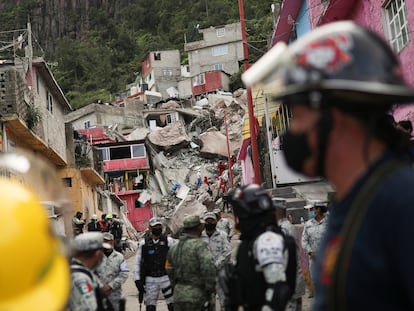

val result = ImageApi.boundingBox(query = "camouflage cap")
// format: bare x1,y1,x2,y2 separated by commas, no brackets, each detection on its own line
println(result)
183,215,204,229
72,232,111,252
103,232,114,241
149,217,162,227
203,212,217,220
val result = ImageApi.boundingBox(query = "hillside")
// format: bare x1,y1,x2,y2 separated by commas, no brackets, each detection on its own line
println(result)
0,0,277,108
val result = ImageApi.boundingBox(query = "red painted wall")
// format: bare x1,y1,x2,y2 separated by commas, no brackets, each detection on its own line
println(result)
141,52,152,77
103,158,149,171
307,0,414,128
118,193,152,232
192,71,224,96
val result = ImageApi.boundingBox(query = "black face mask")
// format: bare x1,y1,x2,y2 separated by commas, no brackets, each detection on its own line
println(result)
205,223,216,231
282,130,312,174
151,228,162,237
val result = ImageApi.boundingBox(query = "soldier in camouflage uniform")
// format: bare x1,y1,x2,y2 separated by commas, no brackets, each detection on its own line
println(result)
301,201,327,298
201,212,231,311
274,198,306,311
167,215,216,311
213,209,234,242
69,232,113,311
95,233,129,311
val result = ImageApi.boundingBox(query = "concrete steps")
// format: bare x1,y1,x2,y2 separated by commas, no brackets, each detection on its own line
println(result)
271,186,307,224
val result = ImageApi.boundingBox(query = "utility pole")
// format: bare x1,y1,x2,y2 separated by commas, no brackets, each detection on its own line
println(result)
238,0,262,185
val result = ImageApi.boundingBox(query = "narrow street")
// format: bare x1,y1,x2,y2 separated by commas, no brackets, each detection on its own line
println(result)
121,234,313,311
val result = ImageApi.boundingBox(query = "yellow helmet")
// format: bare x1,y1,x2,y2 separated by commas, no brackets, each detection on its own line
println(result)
0,178,70,310
0,151,70,310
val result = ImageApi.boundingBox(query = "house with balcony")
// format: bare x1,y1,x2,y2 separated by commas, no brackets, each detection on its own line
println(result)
77,127,152,231
272,0,414,125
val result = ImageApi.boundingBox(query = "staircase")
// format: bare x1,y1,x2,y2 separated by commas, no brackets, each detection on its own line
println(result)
271,186,308,224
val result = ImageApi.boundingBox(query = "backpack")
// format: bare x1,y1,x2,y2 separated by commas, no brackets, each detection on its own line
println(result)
70,265,115,311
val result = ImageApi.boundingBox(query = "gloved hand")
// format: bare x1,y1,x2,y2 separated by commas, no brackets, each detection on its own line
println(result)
134,280,145,293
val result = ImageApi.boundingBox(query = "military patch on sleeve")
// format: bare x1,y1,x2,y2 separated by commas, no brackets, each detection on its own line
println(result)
77,281,93,294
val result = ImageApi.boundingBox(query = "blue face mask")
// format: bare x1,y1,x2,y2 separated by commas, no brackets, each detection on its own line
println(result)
308,211,316,219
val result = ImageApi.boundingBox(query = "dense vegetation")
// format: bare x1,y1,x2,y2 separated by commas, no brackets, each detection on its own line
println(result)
0,0,277,108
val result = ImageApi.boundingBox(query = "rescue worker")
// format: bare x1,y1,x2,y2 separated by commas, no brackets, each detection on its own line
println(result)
201,212,232,311
167,215,216,311
134,217,175,311
69,232,113,311
225,184,296,311
0,151,70,310
301,201,327,298
95,233,129,311
88,214,101,232
73,211,85,236
274,198,306,311
99,214,109,233
107,214,123,252
214,208,234,242
242,21,414,310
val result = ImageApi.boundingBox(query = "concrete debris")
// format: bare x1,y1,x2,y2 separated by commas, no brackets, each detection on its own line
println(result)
199,128,231,158
160,100,181,109
118,92,247,234
147,121,191,152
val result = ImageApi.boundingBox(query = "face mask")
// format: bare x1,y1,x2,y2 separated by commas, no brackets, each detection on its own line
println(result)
282,130,312,174
205,223,216,231
151,228,162,237
308,211,316,219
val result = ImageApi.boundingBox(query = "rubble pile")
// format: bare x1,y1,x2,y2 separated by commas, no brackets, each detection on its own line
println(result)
145,92,247,235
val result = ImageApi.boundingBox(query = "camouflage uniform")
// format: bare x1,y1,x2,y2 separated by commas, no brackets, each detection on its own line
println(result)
69,258,102,311
216,217,234,241
95,249,129,311
167,232,216,311
279,218,306,311
301,217,327,287
201,229,231,311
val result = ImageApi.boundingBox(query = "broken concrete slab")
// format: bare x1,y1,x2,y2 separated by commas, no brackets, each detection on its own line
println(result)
147,121,191,152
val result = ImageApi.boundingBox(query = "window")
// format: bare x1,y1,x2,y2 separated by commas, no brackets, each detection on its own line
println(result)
47,91,53,114
213,64,224,71
99,144,146,160
36,74,40,95
84,121,91,129
154,52,161,60
216,27,225,37
132,144,146,158
212,45,228,56
162,69,173,76
62,177,72,187
192,73,205,86
166,113,177,124
110,146,131,160
383,0,409,52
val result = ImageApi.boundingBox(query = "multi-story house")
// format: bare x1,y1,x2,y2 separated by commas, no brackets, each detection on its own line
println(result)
139,49,182,100
184,22,244,97
77,127,152,232
0,55,105,236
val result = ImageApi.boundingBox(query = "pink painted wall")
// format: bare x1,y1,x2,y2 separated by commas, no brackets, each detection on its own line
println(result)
307,0,414,129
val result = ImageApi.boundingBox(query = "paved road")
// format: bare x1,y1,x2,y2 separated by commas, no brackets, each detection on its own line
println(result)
121,235,313,311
